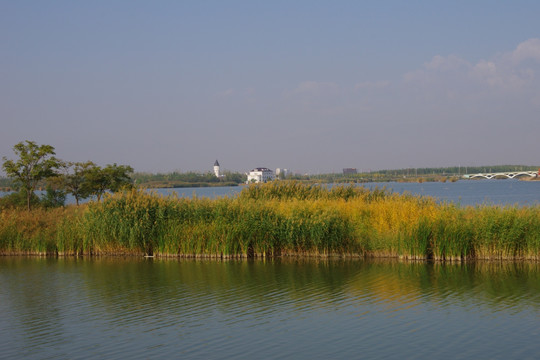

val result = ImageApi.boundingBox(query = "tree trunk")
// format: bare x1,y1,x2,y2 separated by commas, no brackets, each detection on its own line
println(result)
27,188,31,211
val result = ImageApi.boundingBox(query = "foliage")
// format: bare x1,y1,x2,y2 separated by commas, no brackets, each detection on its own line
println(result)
0,189,41,210
60,161,95,206
40,185,66,209
0,187,65,210
306,164,540,183
0,177,14,190
132,171,247,187
105,164,135,191
2,141,60,210
1,182,539,260
1,140,135,208
83,163,134,201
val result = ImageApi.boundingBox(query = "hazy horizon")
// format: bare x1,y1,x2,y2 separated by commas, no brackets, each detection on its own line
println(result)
2,1,540,175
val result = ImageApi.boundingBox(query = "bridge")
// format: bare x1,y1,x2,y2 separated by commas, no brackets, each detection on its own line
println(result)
462,171,538,180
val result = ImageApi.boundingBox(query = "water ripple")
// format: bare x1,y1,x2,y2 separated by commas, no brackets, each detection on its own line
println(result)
1,258,540,359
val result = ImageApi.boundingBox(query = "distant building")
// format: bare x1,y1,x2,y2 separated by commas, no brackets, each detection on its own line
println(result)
275,168,289,179
343,168,357,175
214,160,220,177
247,167,275,183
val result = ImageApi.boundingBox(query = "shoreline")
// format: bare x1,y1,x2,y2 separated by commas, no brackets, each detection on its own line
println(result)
1,252,539,262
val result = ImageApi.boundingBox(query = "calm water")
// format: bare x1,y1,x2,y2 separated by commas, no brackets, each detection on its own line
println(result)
1,257,539,359
1,179,539,206
149,179,540,206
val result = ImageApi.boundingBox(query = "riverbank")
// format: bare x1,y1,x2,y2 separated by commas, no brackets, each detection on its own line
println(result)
1,182,539,260
139,181,241,188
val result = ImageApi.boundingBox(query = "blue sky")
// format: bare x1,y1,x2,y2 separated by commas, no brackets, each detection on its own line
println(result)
2,1,540,174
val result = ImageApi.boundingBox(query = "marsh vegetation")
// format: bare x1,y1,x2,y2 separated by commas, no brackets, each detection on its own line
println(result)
1,182,539,260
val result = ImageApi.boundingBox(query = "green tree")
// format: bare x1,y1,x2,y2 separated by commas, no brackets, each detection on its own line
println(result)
62,161,96,206
2,141,60,210
105,163,134,192
40,185,66,208
84,163,134,201
0,189,40,210
84,165,107,202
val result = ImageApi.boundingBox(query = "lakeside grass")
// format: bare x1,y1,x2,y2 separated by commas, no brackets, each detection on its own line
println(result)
1,182,539,260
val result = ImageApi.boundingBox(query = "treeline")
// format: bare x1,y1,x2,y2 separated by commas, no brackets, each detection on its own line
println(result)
307,164,539,183
132,171,246,187
374,165,539,176
1,141,133,210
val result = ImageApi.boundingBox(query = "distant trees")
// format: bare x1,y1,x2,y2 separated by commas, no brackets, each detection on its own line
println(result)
1,141,134,209
221,171,246,184
131,170,247,186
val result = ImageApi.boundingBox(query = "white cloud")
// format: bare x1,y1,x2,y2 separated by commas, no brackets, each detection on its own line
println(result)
468,39,540,91
424,54,470,72
403,38,540,94
277,39,540,123
403,55,471,84
511,38,540,64
470,60,500,86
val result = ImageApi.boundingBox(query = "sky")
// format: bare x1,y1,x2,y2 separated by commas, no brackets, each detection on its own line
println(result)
1,1,540,174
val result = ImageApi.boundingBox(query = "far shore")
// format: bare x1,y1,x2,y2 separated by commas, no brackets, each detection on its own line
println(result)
3,176,539,194
138,181,242,189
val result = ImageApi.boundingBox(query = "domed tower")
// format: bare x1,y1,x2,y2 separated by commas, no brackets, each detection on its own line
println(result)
214,160,220,177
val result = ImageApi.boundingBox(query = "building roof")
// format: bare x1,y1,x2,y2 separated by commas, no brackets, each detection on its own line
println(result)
214,160,220,166
250,167,272,172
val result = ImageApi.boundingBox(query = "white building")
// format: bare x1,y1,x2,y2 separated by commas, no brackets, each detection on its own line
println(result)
214,160,220,177
247,167,275,183
275,168,289,179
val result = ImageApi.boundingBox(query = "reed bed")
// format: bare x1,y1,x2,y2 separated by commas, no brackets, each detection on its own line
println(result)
1,182,539,260
0,207,77,255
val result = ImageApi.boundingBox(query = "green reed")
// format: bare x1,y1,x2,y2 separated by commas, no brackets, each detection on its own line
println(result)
1,183,539,260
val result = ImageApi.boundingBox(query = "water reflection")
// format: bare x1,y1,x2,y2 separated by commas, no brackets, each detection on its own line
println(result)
1,258,539,359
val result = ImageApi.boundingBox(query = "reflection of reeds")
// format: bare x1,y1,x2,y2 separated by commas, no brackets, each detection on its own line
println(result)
1,183,539,260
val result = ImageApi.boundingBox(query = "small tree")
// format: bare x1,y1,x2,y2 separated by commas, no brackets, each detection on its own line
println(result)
84,163,134,201
2,141,60,210
40,185,66,208
105,163,134,192
84,165,108,202
62,161,96,206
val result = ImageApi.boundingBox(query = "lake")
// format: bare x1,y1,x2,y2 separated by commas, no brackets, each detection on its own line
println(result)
1,257,539,359
1,180,539,359
153,179,540,206
2,179,539,206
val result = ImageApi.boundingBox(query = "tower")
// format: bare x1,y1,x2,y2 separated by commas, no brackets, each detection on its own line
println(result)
214,160,220,177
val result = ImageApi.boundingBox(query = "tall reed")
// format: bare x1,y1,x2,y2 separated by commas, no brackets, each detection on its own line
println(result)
1,183,539,260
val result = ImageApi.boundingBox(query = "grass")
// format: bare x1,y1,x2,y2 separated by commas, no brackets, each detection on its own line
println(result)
1,182,539,260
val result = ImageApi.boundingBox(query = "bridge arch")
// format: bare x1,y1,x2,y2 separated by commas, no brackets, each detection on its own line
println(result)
464,171,538,180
